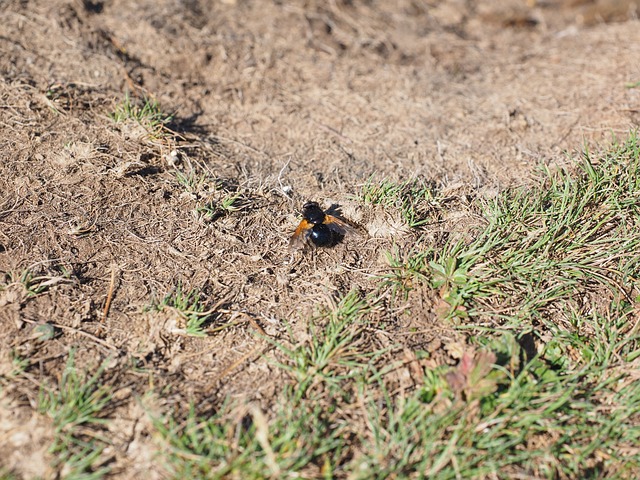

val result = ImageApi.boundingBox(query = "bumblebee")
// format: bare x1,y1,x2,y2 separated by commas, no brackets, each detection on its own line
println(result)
289,201,358,249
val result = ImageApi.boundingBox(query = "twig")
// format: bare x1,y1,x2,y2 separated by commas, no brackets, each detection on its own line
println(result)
21,318,118,351
102,263,118,321
237,311,267,336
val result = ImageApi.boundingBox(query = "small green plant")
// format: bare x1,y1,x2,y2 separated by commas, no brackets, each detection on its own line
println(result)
195,193,242,221
360,176,440,228
219,193,241,213
6,350,29,378
382,247,432,298
153,283,214,336
175,167,210,195
38,351,112,479
270,290,376,401
13,269,49,296
360,177,405,207
429,250,480,317
111,93,173,139
2,266,73,297
172,160,246,221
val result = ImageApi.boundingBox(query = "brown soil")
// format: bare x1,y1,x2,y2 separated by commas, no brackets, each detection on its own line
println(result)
1,0,639,477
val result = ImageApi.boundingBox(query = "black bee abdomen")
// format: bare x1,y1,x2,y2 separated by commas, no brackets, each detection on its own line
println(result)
309,223,333,247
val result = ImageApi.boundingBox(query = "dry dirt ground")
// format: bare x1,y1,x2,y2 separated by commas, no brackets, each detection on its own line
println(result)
1,0,640,478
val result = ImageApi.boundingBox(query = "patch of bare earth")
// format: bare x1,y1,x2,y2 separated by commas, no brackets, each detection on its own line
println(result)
1,0,639,476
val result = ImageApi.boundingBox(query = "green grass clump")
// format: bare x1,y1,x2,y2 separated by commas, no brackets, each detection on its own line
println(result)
171,159,246,222
271,290,378,399
150,283,215,337
155,290,375,478
154,287,640,478
429,134,640,328
38,351,113,479
382,247,433,299
156,393,346,479
111,92,173,139
195,192,242,222
174,167,211,195
2,265,73,298
360,176,442,228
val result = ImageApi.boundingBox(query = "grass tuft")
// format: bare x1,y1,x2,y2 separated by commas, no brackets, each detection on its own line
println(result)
2,265,73,297
111,92,174,139
150,283,217,336
350,331,640,479
427,134,640,331
37,351,113,479
360,176,442,228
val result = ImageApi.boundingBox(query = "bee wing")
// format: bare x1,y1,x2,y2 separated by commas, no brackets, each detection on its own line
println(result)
324,214,361,237
289,219,313,250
